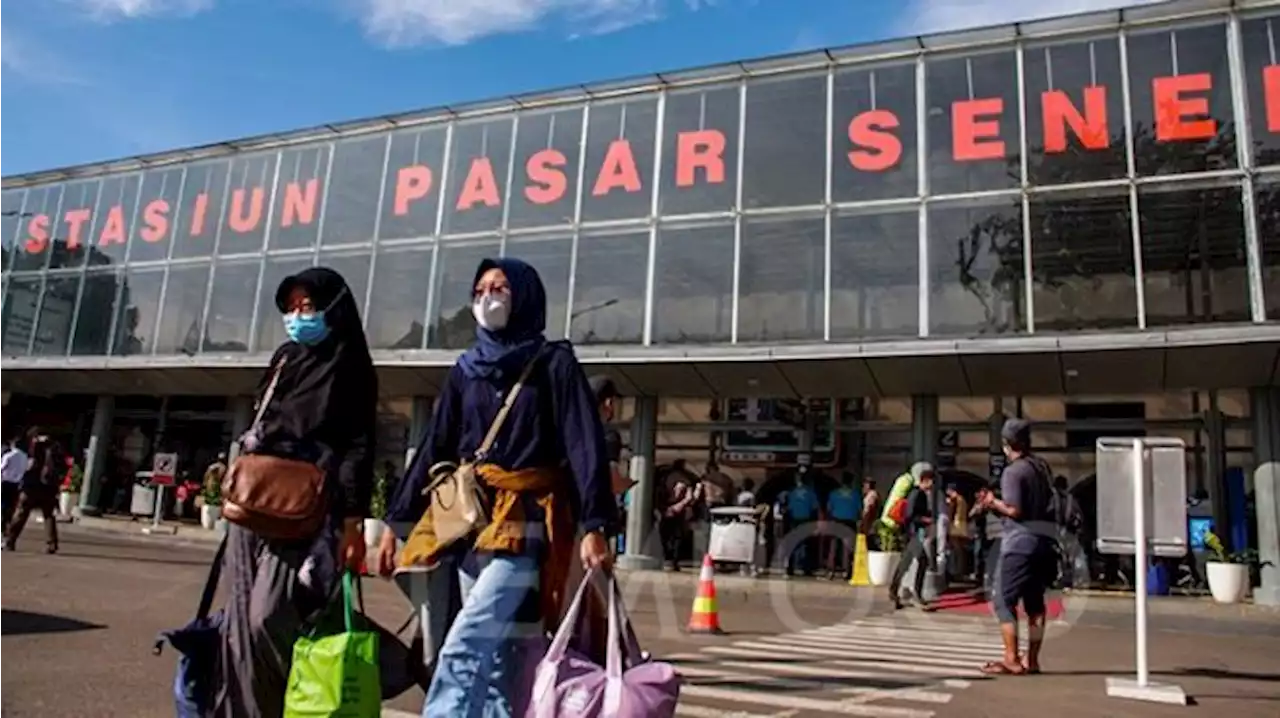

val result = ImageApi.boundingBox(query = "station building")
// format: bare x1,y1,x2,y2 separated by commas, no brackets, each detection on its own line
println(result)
2,0,1278,601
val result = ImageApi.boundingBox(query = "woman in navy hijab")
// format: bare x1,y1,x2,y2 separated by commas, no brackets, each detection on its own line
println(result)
380,257,617,716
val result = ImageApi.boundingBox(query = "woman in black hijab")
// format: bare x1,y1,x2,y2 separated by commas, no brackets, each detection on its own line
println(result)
216,266,377,718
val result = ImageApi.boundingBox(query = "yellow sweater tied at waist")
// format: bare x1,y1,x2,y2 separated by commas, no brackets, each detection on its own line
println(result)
399,463,577,628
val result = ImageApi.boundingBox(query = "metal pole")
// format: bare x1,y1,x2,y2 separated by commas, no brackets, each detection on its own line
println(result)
1131,437,1149,688
151,485,165,531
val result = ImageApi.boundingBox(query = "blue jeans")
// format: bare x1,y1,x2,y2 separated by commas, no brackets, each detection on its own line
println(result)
423,552,539,718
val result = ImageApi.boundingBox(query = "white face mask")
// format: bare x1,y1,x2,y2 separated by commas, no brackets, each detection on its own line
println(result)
472,293,511,331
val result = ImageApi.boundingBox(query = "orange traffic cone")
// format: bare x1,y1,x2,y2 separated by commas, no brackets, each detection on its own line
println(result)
687,553,724,634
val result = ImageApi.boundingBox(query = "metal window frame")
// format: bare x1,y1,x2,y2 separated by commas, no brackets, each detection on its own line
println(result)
1227,12,1268,322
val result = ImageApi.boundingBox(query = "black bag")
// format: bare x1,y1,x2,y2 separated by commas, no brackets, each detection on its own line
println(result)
153,536,227,718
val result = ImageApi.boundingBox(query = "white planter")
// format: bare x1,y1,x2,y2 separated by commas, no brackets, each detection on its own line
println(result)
867,551,901,587
58,491,76,519
1206,561,1250,604
200,504,222,531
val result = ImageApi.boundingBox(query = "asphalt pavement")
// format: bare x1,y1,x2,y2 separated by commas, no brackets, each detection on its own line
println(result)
3,524,1278,717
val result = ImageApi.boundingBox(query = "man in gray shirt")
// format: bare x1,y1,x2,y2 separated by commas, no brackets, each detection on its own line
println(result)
976,418,1056,676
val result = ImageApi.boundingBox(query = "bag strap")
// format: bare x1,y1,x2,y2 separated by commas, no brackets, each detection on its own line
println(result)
250,358,287,428
473,347,546,462
197,535,229,620
342,572,365,634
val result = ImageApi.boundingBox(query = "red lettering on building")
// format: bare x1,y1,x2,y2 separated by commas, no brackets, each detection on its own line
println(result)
1264,65,1280,133
456,158,500,210
953,98,1005,161
675,130,725,187
1153,73,1216,142
24,215,49,254
593,140,642,196
140,200,170,243
98,205,127,247
190,193,209,236
847,110,903,171
1042,87,1109,152
63,208,91,250
525,150,567,204
394,165,433,216
228,188,265,233
281,179,319,227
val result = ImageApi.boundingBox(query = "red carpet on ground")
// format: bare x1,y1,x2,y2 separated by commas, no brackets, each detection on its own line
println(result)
927,590,1067,619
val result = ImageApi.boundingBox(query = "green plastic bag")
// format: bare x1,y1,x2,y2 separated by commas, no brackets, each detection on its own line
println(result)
284,572,381,718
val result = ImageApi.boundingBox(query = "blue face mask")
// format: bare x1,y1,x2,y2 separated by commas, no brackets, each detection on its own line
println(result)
282,288,345,345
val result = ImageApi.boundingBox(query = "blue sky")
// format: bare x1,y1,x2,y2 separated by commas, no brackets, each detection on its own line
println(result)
1,0,1155,176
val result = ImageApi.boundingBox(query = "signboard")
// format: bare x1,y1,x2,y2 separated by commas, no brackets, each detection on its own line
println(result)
151,452,178,487
723,399,836,452
1095,438,1188,558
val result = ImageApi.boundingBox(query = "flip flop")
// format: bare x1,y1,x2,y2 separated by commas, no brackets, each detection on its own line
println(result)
981,661,1026,676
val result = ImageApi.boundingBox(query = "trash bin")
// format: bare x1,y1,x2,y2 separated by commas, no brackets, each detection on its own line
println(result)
130,484,157,517
708,507,759,565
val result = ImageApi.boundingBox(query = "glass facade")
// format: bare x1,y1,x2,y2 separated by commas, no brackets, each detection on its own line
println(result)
4,8,1280,358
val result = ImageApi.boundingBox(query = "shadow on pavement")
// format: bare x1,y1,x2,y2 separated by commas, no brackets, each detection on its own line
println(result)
52,550,213,568
1,609,106,636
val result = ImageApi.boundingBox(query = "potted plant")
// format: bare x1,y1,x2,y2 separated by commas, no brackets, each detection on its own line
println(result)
867,520,904,587
59,465,83,519
1204,532,1254,604
199,479,222,531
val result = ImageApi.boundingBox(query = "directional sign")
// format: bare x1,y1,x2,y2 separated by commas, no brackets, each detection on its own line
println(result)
152,452,179,486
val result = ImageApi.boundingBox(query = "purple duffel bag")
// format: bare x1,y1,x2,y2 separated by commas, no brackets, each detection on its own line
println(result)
527,570,680,717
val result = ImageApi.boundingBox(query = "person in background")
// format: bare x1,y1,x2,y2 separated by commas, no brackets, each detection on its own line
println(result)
202,452,228,504
971,484,1002,596
658,466,699,571
588,375,633,553
785,466,820,578
947,484,971,581
887,462,935,609
736,478,757,508
825,472,862,580
5,430,65,554
1051,475,1083,589
860,477,881,550
977,418,1056,676
1,431,31,532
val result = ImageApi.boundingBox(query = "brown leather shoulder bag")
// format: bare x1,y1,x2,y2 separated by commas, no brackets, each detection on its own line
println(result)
221,359,329,540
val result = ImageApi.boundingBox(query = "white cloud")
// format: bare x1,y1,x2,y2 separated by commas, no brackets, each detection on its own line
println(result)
898,0,1165,35
69,0,214,21
1,29,88,86
347,0,667,47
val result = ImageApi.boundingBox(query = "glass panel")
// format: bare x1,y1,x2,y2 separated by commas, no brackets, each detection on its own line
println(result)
2,275,42,354
1030,190,1138,332
504,234,572,340
928,198,1025,335
130,167,185,263
1139,185,1250,326
112,268,165,356
52,179,103,270
738,214,825,343
324,136,388,246
1024,36,1128,185
317,251,372,317
172,160,229,259
926,51,1021,194
1241,15,1280,167
443,118,514,235
11,184,63,272
89,175,138,269
660,86,740,215
31,274,78,356
830,208,919,339
1,189,25,272
204,259,261,353
380,128,448,241
652,222,733,344
154,263,210,355
429,241,500,349
271,144,331,251
218,154,278,256
570,231,647,345
1259,182,1280,319
366,244,431,350
582,98,658,222
509,108,583,229
833,63,918,202
1127,23,1236,176
254,256,314,353
742,74,826,208
72,270,120,355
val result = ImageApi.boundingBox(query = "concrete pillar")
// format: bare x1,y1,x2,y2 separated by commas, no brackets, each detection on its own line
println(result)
619,395,661,571
1250,388,1280,606
911,394,945,601
404,396,432,470
77,395,115,514
226,396,253,463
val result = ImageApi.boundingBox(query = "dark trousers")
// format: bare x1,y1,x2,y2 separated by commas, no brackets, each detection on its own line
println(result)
889,533,928,601
785,518,817,576
659,517,684,569
1,482,20,531
6,488,58,551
